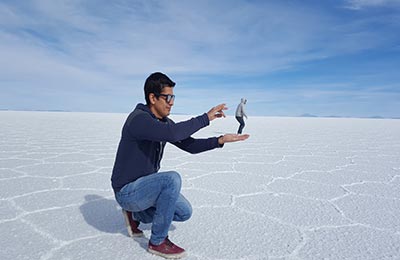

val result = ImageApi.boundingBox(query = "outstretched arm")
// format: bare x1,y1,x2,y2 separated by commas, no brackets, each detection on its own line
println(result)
173,134,250,153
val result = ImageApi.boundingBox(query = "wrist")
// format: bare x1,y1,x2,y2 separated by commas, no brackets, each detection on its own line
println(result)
218,135,224,146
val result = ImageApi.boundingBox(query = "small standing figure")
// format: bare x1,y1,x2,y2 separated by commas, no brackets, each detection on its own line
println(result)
235,98,248,134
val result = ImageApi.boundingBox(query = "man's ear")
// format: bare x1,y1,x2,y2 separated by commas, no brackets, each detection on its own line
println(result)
149,93,157,105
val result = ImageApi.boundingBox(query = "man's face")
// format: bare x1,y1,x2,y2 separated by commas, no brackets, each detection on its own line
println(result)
149,86,175,119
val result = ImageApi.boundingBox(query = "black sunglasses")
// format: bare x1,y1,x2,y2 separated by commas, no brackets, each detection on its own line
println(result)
154,93,175,103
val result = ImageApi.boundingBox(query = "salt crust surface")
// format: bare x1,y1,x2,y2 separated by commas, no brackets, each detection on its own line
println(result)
1,111,399,259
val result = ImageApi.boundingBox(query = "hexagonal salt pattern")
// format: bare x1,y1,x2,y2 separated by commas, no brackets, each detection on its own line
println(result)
1,111,399,259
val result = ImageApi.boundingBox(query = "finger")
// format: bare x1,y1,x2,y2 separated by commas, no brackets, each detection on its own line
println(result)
238,134,250,140
214,103,227,112
230,134,249,141
218,110,226,117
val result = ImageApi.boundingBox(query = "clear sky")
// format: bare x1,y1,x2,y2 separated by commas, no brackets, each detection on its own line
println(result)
1,0,399,118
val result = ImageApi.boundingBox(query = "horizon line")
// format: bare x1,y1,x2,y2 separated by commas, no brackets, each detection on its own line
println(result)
1,108,399,120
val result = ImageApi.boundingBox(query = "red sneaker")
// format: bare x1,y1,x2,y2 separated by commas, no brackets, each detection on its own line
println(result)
122,209,143,237
148,237,186,259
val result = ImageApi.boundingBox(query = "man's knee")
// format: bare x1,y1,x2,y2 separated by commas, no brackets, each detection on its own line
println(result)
162,171,182,192
176,201,192,222
167,171,181,184
181,205,192,221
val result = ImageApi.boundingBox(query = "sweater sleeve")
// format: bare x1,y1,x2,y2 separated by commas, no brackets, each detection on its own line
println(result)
127,113,210,142
172,136,222,154
242,105,247,117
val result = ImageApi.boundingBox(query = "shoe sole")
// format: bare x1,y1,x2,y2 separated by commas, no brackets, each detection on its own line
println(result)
127,229,144,238
147,248,187,259
122,209,144,237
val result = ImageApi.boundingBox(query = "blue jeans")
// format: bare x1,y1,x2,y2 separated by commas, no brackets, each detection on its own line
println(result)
114,171,192,245
236,116,245,134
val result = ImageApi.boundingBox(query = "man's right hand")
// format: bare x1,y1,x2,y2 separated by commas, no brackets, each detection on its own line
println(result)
207,104,228,121
218,134,250,145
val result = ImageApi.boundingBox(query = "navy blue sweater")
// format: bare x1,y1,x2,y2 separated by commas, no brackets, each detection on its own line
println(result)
111,104,222,192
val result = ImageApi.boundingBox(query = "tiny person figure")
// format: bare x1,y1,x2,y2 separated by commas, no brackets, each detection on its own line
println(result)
235,98,248,134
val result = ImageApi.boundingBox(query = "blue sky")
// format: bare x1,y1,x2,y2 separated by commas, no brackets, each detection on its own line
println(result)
1,0,399,118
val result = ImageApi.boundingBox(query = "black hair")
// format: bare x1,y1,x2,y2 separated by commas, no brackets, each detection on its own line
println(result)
144,72,176,105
